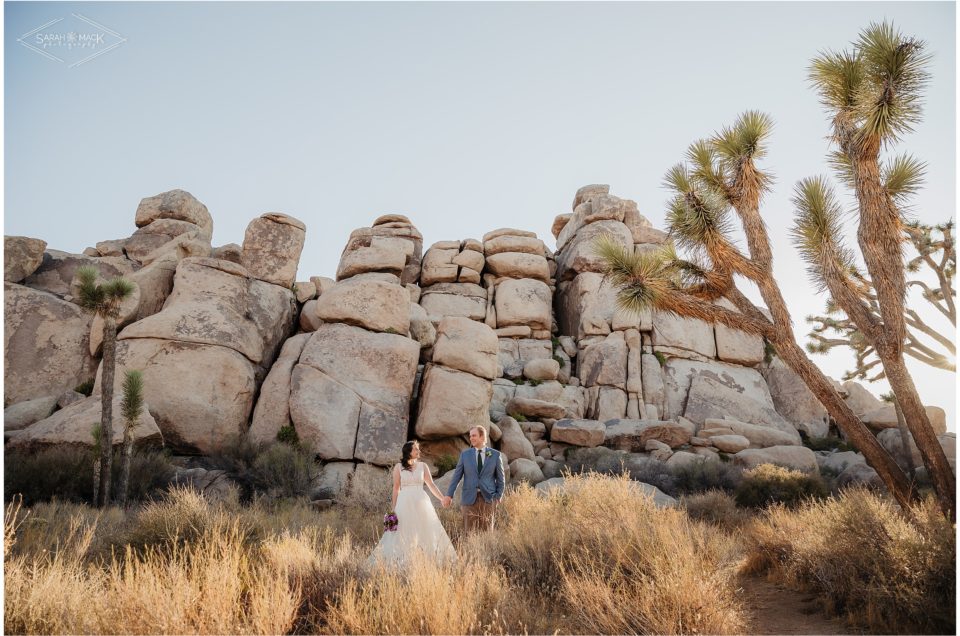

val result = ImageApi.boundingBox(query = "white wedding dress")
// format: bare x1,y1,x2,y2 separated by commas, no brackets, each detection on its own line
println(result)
367,462,457,566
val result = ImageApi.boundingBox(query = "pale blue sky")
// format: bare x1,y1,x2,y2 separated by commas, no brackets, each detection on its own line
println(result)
5,2,956,428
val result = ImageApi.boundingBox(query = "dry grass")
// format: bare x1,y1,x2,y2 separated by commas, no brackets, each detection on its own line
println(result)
7,474,947,635
744,487,955,634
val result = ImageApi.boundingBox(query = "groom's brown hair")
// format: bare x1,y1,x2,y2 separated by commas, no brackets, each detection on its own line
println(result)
470,425,488,444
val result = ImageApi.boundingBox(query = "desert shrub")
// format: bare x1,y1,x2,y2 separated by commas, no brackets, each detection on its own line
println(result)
682,490,750,527
509,412,528,422
745,489,955,633
734,464,828,509
803,436,856,453
434,453,458,476
276,424,300,446
5,446,174,506
486,474,746,634
670,458,744,494
206,438,318,500
74,379,95,396
250,442,318,499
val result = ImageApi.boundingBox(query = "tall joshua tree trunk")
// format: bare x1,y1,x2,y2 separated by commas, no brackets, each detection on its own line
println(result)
97,317,117,508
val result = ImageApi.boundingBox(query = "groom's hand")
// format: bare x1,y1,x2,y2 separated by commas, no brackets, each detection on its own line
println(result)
441,496,452,508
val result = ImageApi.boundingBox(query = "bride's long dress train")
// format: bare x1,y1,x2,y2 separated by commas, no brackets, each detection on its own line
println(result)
368,462,457,566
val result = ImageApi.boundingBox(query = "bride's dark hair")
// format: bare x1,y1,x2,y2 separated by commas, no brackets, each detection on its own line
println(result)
400,440,418,471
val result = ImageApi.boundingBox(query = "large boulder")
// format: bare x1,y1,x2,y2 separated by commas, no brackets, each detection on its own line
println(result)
135,189,213,239
603,419,692,450
703,417,801,447
415,364,493,439
555,220,632,281
733,446,819,474
290,364,362,461
299,322,420,417
432,316,498,379
509,458,545,485
4,396,59,432
506,396,567,420
240,213,306,288
554,272,620,339
494,279,552,330
118,257,296,367
94,338,255,454
663,359,793,434
419,283,487,322
761,357,830,439
713,298,764,365
7,394,162,450
578,331,627,388
860,405,947,434
5,282,96,406
314,278,410,335
652,310,716,361
248,333,312,445
497,416,537,461
336,243,407,281
124,219,207,263
4,236,47,283
842,380,885,416
485,252,550,282
551,419,605,447
22,250,137,298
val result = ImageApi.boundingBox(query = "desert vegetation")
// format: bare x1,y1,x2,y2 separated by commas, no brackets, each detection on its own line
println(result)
4,465,953,635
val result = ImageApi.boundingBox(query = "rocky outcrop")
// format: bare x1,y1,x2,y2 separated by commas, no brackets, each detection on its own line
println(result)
7,394,162,450
241,213,306,288
5,282,97,405
4,236,47,283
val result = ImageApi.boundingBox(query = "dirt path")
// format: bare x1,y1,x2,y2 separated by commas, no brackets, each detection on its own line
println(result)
737,573,852,635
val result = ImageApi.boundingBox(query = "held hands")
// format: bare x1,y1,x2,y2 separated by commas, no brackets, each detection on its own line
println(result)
441,495,452,508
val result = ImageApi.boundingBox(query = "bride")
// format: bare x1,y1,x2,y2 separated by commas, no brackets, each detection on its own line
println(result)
367,440,457,565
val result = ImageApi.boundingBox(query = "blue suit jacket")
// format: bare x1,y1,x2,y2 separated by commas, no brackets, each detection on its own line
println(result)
446,446,505,505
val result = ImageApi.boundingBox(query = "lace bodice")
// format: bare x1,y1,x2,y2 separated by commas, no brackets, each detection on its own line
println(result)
398,462,426,488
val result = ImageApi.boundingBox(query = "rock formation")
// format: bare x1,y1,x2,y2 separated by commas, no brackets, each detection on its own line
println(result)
4,184,954,501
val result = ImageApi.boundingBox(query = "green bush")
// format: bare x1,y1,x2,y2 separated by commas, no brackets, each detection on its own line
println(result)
251,443,317,498
508,412,528,422
682,490,749,527
734,464,828,509
803,436,856,453
74,380,95,396
276,424,300,446
671,459,744,495
4,446,175,506
434,454,458,476
206,438,317,500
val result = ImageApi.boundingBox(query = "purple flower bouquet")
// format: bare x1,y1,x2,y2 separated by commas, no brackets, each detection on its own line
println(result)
383,511,398,532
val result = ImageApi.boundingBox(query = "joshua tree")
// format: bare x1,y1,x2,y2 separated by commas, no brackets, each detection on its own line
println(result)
75,265,136,507
796,21,954,519
806,219,955,377
596,110,916,514
116,370,144,508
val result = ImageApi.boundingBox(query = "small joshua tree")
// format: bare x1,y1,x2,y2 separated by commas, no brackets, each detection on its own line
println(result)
116,369,144,508
75,265,136,507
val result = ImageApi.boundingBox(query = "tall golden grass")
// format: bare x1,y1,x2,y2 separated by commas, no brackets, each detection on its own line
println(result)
5,474,951,634
744,487,956,634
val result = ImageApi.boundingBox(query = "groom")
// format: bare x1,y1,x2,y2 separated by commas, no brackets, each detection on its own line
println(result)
442,425,505,532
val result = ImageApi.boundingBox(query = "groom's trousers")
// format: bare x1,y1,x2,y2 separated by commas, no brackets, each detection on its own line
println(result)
462,495,496,532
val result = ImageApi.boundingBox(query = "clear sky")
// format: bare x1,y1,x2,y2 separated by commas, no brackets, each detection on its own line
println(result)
5,2,956,429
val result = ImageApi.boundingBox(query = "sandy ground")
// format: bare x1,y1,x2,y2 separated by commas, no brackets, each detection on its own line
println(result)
738,573,854,635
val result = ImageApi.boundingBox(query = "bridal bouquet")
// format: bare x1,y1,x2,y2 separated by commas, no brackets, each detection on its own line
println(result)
383,511,398,532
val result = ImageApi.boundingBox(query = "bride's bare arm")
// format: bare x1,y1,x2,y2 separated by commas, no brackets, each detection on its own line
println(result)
391,464,400,510
423,465,444,501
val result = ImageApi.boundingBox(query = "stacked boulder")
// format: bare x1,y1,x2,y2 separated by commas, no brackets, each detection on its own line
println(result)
251,216,422,497
419,239,488,325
